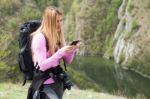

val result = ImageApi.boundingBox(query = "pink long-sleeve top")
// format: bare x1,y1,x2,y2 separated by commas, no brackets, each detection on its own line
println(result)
31,32,77,84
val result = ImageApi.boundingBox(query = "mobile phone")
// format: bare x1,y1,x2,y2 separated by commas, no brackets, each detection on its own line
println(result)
70,40,81,45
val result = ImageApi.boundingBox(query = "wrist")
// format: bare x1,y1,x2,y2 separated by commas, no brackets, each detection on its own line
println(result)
57,48,66,58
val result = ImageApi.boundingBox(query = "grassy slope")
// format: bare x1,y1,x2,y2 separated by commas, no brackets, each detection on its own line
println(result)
0,83,126,99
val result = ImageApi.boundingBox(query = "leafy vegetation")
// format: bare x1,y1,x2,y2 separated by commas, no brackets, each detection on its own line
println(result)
131,19,140,31
67,0,122,56
127,50,150,76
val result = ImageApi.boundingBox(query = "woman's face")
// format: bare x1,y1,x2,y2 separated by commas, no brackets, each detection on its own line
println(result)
56,15,62,33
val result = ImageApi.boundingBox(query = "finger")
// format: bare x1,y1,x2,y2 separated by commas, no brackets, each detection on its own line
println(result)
65,47,74,53
76,42,83,48
65,47,72,51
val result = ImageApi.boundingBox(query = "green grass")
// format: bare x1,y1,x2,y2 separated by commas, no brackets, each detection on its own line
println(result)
0,82,126,99
0,83,28,99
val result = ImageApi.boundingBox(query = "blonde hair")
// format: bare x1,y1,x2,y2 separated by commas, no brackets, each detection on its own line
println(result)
33,6,65,54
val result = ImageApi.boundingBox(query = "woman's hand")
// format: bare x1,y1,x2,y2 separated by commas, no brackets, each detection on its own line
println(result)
58,42,82,58
65,41,82,53
63,45,76,53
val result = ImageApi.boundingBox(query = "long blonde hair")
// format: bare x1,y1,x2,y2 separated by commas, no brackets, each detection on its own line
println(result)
33,6,65,54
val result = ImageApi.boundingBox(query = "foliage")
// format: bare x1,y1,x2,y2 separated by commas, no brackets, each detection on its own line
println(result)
0,0,21,16
100,0,122,56
126,0,134,13
34,0,59,11
20,5,41,20
59,0,75,15
64,0,81,41
69,0,122,56
131,19,140,31
103,35,114,58
101,0,121,34
127,50,150,76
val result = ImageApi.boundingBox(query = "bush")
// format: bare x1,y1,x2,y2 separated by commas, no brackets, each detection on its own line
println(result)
0,0,21,16
21,6,41,20
131,19,140,31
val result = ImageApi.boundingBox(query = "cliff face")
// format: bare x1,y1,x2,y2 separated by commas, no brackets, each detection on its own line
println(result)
113,0,150,76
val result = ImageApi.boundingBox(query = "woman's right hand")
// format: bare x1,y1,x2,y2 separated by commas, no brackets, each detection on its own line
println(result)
64,41,82,52
58,41,82,57
62,45,76,53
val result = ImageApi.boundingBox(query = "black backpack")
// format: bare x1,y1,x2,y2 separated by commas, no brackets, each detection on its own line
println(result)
18,20,41,85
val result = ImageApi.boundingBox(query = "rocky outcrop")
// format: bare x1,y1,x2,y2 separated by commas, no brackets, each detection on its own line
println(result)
113,0,150,76
113,0,139,64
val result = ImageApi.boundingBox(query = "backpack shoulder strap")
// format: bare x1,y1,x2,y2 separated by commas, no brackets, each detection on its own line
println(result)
42,33,49,51
63,59,67,71
42,33,67,71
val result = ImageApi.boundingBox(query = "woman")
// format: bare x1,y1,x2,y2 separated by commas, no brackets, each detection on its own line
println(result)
28,6,80,99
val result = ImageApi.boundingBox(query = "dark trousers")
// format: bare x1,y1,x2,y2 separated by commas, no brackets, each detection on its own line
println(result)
27,76,64,99
41,83,64,99
39,79,64,99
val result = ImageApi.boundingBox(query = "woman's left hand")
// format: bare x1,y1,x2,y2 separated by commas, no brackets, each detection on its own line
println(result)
66,41,82,52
